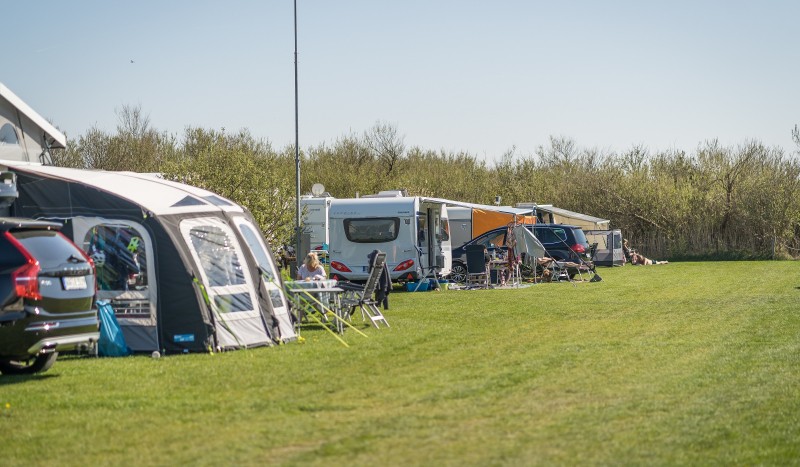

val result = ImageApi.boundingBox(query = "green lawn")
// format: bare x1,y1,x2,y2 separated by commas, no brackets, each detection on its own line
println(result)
2,262,799,466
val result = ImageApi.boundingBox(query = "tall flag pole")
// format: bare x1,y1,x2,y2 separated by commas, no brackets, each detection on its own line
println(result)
293,0,301,267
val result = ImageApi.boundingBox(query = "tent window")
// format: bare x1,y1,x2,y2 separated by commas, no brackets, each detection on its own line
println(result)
0,123,19,145
85,225,148,293
237,222,275,281
344,217,400,243
83,224,150,319
213,292,253,313
188,225,246,288
234,217,288,311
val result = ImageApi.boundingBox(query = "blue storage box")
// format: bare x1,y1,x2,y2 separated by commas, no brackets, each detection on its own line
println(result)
406,281,430,292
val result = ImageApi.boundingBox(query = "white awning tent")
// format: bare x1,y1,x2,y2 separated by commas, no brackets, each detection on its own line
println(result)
3,161,295,353
0,82,66,164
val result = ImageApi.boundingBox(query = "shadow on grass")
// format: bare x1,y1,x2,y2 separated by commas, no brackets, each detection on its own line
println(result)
0,373,59,386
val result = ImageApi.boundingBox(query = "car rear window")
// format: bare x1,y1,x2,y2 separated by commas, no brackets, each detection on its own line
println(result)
11,230,84,268
571,228,588,245
535,227,566,243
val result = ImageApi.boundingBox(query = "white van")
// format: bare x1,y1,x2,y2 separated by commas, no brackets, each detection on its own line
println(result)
328,196,451,282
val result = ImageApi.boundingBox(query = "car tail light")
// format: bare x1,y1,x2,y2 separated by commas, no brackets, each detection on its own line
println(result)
393,259,415,272
330,261,352,273
570,244,586,254
4,232,42,300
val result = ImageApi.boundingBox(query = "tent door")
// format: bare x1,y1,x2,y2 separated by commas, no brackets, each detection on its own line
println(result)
180,217,271,349
70,217,159,351
231,215,296,342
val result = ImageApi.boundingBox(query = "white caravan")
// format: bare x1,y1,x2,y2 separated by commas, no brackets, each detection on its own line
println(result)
328,195,451,282
299,195,334,251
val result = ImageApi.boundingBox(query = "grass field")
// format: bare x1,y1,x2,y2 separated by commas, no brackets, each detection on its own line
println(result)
2,262,799,466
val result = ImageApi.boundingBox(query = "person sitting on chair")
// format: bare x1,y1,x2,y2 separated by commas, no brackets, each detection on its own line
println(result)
297,252,327,281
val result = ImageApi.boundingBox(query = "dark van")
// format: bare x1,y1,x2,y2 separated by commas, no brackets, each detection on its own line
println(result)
449,223,591,282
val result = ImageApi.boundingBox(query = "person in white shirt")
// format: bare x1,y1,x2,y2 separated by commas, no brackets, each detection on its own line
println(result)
297,252,327,281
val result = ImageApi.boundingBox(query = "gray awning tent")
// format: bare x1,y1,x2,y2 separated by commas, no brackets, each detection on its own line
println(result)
517,203,610,231
2,161,295,353
585,229,624,266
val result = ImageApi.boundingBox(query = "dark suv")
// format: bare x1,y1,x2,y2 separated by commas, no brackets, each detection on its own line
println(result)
0,218,99,375
449,223,591,282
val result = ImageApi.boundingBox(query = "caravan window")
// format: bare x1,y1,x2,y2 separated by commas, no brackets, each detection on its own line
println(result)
0,123,19,145
440,220,450,242
343,217,400,243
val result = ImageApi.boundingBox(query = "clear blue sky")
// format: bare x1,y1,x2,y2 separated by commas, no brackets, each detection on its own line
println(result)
4,1,799,162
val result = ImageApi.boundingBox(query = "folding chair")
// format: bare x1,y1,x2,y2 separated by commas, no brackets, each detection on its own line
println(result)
465,244,489,288
339,252,390,328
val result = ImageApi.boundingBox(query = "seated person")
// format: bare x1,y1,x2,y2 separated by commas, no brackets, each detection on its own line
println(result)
297,252,327,281
623,239,668,265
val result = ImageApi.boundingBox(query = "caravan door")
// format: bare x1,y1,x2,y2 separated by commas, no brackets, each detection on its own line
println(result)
440,204,452,275
418,201,450,277
180,217,271,350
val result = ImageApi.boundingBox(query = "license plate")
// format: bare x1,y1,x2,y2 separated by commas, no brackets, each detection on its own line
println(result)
62,276,87,290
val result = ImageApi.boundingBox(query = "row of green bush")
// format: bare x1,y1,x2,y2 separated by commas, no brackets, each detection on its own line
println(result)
52,106,800,259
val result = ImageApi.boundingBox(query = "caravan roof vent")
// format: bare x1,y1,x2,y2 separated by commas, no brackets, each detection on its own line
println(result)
364,190,408,198
0,171,18,209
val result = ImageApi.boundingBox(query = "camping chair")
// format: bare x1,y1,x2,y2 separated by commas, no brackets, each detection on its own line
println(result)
339,252,390,328
536,257,563,282
465,244,489,289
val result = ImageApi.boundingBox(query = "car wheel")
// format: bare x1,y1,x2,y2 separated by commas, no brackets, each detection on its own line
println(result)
0,352,58,375
450,263,467,283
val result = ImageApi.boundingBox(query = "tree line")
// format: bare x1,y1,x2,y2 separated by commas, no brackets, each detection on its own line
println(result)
52,106,800,260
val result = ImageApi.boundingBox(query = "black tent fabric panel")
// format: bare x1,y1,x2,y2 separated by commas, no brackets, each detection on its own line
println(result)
152,213,217,354
11,170,143,219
